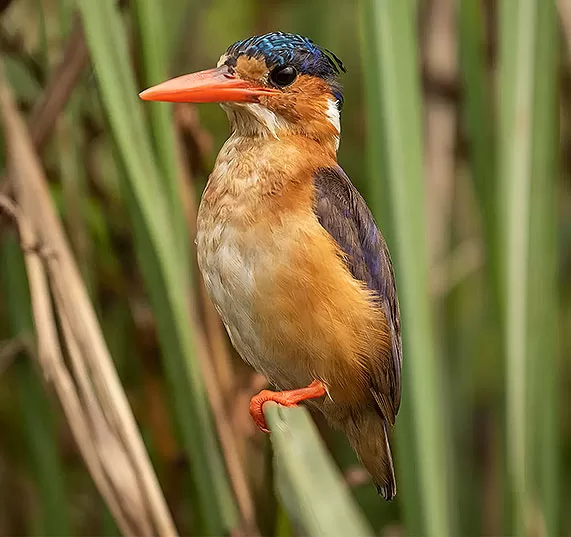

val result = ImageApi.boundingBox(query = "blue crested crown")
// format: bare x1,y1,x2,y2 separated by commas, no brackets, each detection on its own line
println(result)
224,32,345,105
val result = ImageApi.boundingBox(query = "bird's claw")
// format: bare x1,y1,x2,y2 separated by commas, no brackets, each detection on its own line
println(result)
249,389,298,433
248,380,326,433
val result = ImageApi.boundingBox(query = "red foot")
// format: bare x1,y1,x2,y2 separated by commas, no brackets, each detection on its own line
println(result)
249,380,327,433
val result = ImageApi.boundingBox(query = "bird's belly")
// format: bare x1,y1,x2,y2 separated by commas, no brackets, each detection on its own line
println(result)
196,211,381,411
197,223,259,361
196,219,311,389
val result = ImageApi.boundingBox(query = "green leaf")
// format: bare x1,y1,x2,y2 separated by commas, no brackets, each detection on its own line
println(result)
132,0,189,276
74,0,237,533
265,404,374,537
458,0,501,309
498,0,554,534
527,1,559,535
360,1,453,535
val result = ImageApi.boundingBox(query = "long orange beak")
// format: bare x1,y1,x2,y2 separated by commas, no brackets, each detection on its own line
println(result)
139,65,279,103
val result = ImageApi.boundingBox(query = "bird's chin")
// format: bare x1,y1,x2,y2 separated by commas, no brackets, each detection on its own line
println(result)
222,102,290,139
219,102,237,114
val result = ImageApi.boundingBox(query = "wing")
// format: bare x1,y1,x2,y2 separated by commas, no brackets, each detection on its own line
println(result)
313,166,402,418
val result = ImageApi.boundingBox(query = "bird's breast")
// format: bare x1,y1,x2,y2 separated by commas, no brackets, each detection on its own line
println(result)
195,135,380,403
195,135,307,379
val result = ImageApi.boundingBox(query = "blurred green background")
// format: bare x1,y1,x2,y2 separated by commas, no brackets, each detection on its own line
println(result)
0,0,569,535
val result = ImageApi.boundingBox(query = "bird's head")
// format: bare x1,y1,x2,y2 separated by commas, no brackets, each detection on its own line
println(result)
140,32,345,151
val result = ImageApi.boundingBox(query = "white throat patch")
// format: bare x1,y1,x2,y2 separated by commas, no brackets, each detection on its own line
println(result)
326,99,341,150
222,97,341,150
224,103,289,139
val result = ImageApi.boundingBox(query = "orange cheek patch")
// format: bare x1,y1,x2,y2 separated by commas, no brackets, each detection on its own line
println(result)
235,56,269,82
261,74,335,123
292,74,332,96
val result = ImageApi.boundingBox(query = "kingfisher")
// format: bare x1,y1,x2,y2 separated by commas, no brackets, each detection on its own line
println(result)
140,32,402,499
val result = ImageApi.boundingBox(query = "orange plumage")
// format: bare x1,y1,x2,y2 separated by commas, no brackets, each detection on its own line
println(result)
141,32,402,499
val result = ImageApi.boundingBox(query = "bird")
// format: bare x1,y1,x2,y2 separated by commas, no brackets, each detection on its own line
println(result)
140,31,402,500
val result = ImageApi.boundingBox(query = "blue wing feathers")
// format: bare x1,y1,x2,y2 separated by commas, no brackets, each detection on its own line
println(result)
313,166,402,415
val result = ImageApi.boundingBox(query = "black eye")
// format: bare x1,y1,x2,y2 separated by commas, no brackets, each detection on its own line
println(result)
269,65,297,88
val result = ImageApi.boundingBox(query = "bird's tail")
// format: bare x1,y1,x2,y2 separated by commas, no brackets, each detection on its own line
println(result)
345,412,396,500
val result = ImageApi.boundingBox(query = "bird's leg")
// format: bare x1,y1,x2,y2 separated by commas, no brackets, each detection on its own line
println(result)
249,379,326,433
